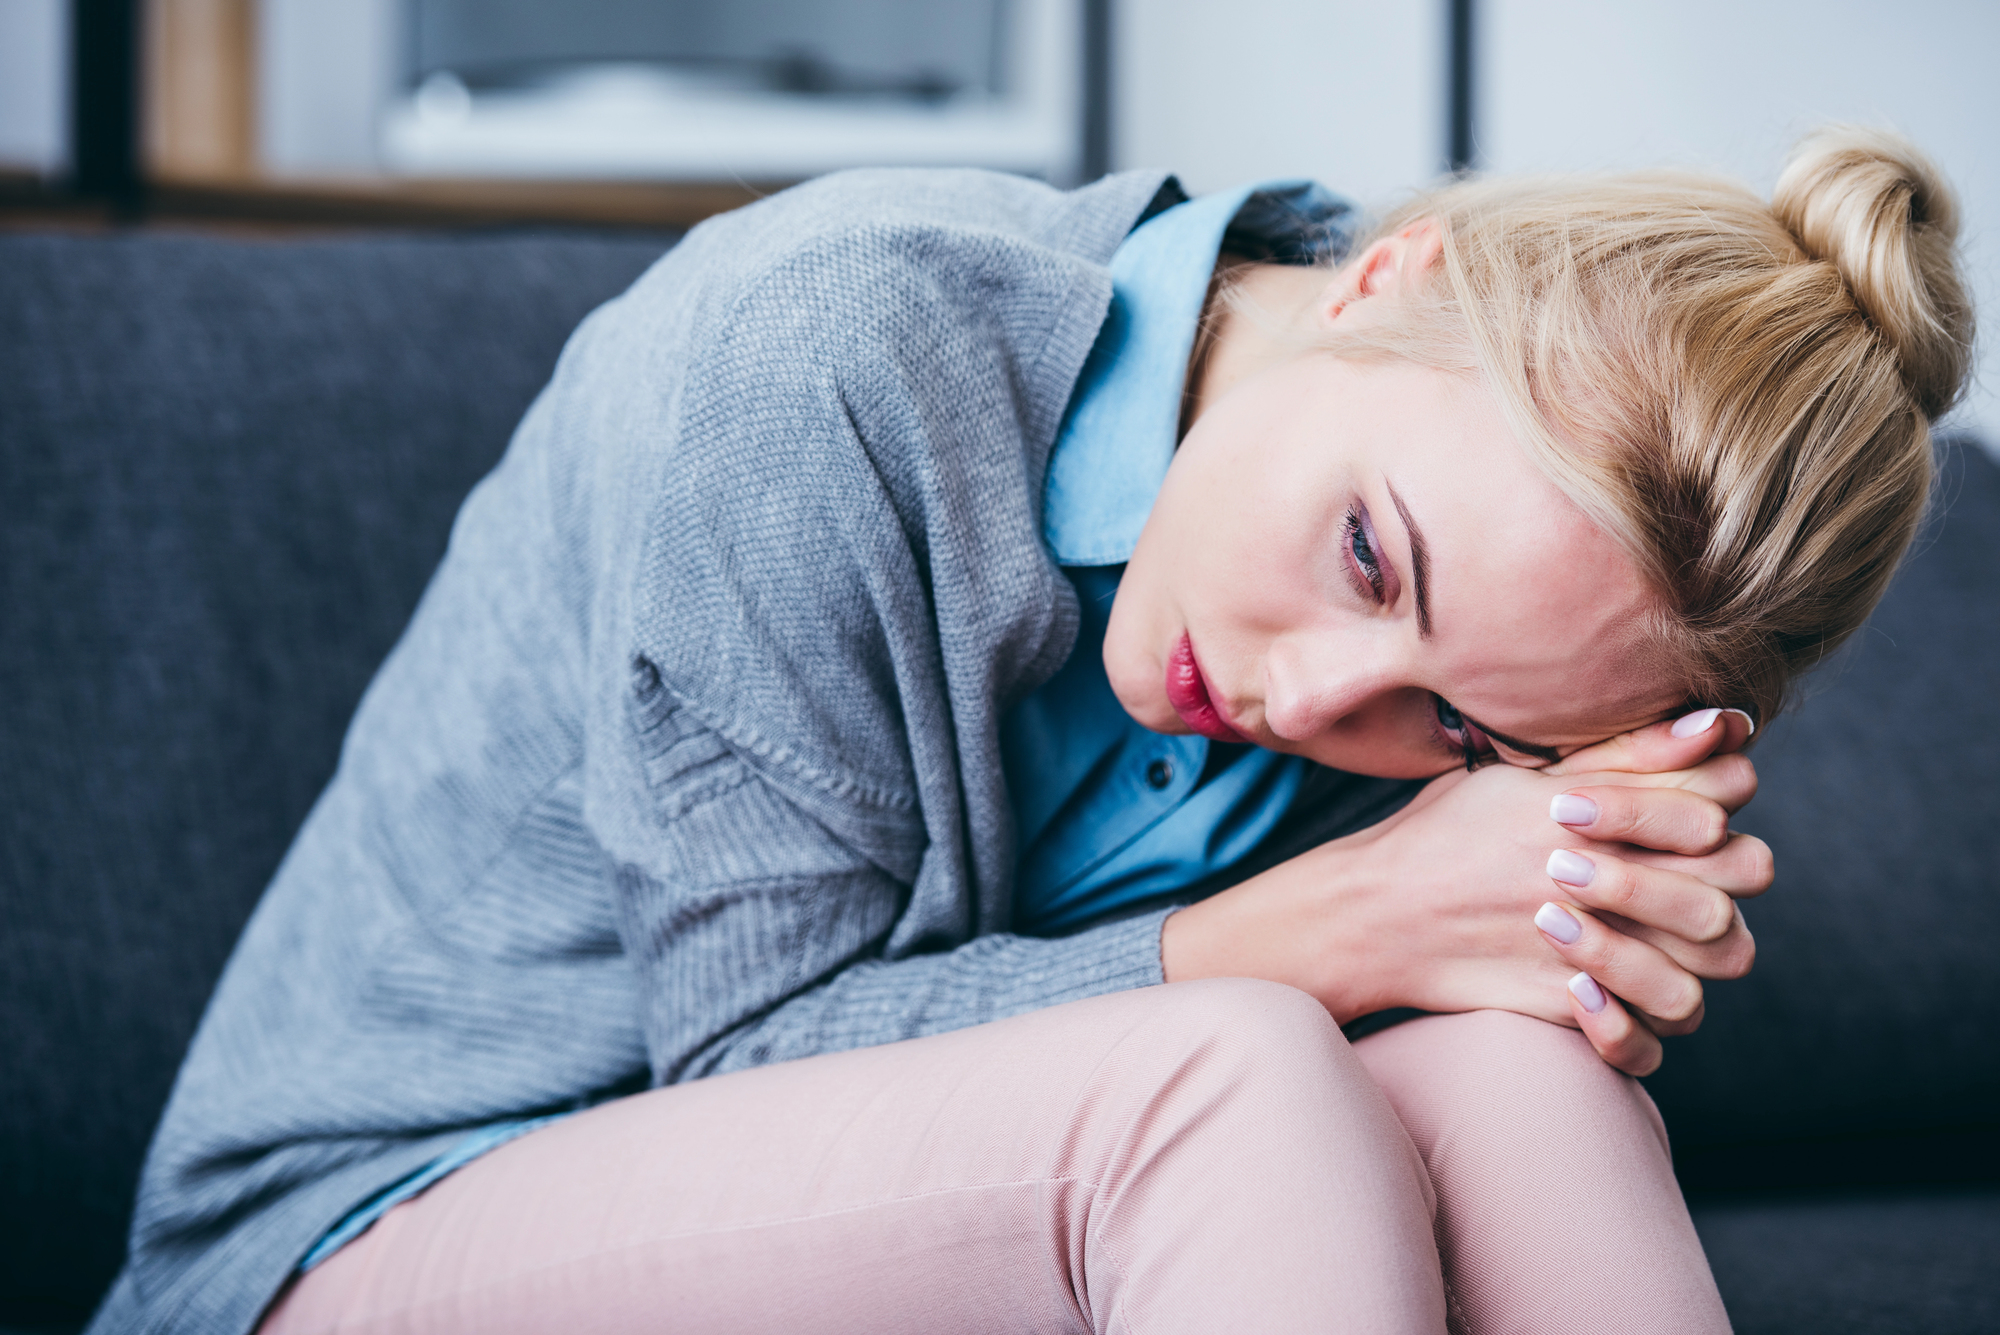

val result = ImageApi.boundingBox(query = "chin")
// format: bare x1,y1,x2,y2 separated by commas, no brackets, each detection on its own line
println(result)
1103,654,1181,734
1119,688,1187,736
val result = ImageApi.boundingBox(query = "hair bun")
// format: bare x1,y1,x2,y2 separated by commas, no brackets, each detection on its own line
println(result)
1772,126,1974,419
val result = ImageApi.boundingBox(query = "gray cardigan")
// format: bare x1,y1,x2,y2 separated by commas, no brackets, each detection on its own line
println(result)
91,167,1184,1335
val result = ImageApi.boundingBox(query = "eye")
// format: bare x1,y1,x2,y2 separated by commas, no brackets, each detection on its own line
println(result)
1432,694,1495,771
1342,505,1385,601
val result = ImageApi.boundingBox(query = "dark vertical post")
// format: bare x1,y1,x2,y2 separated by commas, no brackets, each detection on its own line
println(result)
1446,0,1476,173
1079,0,1112,183
72,0,144,216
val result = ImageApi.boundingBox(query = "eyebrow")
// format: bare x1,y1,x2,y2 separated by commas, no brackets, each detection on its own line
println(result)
1385,482,1433,638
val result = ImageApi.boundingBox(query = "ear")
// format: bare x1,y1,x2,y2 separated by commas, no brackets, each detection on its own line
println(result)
1312,218,1446,329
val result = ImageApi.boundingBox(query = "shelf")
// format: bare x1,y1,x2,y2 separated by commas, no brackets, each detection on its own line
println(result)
0,169,769,232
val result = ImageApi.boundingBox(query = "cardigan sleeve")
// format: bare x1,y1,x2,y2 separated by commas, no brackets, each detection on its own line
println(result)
608,664,1168,1086
570,199,1171,1086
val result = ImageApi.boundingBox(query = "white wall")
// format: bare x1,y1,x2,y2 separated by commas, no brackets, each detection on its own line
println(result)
0,0,70,175
258,0,396,174
1113,0,1445,210
1480,0,2000,449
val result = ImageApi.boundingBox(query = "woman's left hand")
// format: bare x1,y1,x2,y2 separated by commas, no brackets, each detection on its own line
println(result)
1527,709,1771,1073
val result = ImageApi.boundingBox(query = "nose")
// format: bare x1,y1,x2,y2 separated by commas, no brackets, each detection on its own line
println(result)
1261,632,1406,742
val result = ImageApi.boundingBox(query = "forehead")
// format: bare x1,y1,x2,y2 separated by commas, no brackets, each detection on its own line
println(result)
1383,376,1680,745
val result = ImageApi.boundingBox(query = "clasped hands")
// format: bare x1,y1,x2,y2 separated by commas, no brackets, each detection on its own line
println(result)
1161,709,1771,1075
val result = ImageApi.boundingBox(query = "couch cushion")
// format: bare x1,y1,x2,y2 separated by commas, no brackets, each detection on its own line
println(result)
1692,1188,2000,1335
1643,443,2000,1170
0,228,671,1324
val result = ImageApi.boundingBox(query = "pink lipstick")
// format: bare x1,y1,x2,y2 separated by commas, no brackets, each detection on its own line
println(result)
1165,633,1252,743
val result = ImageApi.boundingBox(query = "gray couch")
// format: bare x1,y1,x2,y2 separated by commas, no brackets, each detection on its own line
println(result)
3,226,1996,1334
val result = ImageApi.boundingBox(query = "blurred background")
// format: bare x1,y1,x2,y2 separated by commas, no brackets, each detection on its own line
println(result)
2,0,1995,445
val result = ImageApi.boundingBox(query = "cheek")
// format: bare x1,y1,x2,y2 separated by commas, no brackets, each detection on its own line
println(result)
1166,403,1343,582
1290,691,1461,781
1307,729,1460,781
1178,495,1347,643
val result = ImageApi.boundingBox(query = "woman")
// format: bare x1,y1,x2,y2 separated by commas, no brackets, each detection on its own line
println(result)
95,128,1970,1334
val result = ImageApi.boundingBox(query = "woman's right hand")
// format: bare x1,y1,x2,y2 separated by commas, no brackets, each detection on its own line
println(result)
1159,712,1770,1075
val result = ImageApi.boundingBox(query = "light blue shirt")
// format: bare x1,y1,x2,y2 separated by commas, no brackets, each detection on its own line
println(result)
1005,180,1354,935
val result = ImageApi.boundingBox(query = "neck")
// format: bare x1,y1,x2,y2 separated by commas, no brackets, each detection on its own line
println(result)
1181,261,1329,435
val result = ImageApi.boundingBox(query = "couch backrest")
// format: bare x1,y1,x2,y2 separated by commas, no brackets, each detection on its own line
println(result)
1645,441,2000,1169
0,228,670,1326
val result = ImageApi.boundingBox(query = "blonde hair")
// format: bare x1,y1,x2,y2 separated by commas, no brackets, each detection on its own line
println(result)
1323,127,1975,726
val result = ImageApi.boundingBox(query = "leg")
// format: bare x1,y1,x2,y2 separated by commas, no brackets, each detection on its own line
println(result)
262,978,1447,1335
1354,1010,1732,1335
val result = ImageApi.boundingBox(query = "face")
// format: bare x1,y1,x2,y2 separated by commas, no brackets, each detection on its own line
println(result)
1104,349,1681,778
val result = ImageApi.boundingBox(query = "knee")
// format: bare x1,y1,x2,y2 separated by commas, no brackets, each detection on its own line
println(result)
1114,978,1365,1100
1147,977,1342,1055
1359,1010,1668,1154
1371,1009,1614,1096
1445,1009,1626,1091
1093,980,1432,1204
1445,1007,1601,1065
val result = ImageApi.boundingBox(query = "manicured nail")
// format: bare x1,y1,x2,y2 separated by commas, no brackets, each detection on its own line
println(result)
1536,901,1583,944
1569,971,1608,1013
1546,849,1596,887
1720,707,1758,737
1550,794,1599,826
1671,707,1723,738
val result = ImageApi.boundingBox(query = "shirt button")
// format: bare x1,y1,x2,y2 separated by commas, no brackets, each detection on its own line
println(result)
1145,758,1174,790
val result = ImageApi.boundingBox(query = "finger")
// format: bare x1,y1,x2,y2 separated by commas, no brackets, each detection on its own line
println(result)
1544,846,1736,943
1532,901,1705,1024
1566,972,1663,1076
1636,996,1707,1040
1545,707,1755,779
1710,708,1755,754
1656,751,1760,813
1549,784,1733,856
1599,901,1759,982
1620,832,1775,900
1556,750,1760,815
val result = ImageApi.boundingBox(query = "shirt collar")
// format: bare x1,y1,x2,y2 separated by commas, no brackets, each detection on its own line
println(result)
1041,179,1356,567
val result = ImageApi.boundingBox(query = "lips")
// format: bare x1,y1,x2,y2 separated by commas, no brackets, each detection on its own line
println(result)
1165,633,1253,744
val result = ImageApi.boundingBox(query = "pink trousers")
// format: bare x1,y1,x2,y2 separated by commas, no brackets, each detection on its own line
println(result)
260,980,1731,1335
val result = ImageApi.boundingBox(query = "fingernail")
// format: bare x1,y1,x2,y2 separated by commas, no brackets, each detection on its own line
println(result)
1546,849,1596,887
1569,971,1608,1013
1536,901,1583,944
1550,794,1599,826
1720,707,1757,737
1671,707,1723,738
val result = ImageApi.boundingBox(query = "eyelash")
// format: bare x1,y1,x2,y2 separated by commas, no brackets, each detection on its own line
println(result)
1341,505,1385,602
1432,695,1496,771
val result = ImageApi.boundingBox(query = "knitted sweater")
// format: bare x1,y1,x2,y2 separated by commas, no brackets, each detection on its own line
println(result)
92,167,1179,1335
